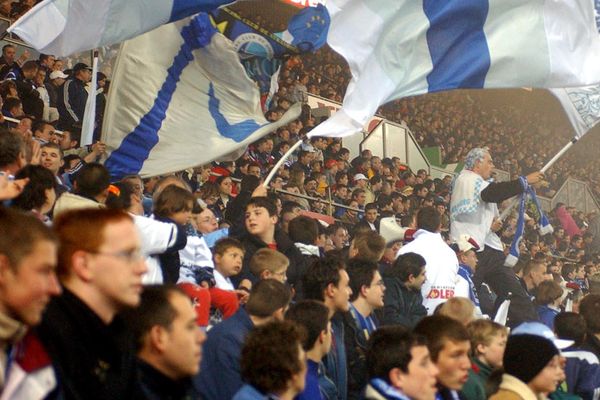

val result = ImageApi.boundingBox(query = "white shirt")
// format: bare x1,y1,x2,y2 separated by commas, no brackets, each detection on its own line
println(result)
214,269,235,291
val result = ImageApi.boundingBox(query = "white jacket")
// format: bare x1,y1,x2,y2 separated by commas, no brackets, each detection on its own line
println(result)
397,229,461,314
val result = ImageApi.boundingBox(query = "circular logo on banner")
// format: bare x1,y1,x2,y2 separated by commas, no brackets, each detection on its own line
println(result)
233,33,274,60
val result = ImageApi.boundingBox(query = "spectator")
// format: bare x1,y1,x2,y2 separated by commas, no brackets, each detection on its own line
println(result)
234,320,307,400
286,300,332,400
57,62,92,129
195,279,292,400
53,162,110,218
36,209,147,399
450,148,543,326
344,258,385,400
580,294,600,358
124,285,206,399
490,327,563,400
534,280,564,329
555,312,600,400
436,297,476,326
234,197,302,288
364,326,439,400
380,252,427,328
303,257,353,400
462,320,508,400
0,208,60,395
12,164,57,221
249,247,289,284
414,316,471,400
398,207,462,314
349,230,386,263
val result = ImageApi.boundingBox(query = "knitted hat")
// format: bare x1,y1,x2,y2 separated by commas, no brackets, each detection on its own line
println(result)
503,334,559,383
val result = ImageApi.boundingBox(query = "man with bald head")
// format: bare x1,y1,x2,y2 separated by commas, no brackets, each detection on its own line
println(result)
450,147,543,325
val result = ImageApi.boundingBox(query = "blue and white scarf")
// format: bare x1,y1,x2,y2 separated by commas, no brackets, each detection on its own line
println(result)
505,177,553,267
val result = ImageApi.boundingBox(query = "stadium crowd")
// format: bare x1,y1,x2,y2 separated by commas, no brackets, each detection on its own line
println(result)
1,26,600,400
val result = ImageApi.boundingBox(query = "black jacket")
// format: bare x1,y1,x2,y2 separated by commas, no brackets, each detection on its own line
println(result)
36,288,137,400
378,272,427,329
155,217,187,284
342,309,378,400
134,360,197,400
57,78,88,129
234,228,304,289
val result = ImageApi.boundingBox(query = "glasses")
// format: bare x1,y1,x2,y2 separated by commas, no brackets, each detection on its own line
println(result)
88,248,143,263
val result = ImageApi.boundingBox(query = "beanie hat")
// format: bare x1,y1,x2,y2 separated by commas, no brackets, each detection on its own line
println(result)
503,334,559,383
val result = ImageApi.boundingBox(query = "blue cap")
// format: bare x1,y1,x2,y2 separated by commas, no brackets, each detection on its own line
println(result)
511,322,573,350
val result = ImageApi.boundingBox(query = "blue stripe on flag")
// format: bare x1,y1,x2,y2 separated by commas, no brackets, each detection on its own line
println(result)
207,83,264,142
423,0,491,92
169,0,231,22
105,14,215,179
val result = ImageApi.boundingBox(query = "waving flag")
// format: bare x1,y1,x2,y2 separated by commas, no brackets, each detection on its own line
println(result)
102,13,301,179
552,86,600,139
8,0,233,57
308,0,600,138
211,5,329,108
550,0,600,139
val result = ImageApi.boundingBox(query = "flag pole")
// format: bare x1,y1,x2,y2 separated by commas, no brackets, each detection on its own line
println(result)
262,139,303,188
81,50,99,146
499,137,578,220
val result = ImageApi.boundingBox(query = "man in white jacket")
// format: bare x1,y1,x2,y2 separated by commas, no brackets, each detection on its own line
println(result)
398,207,466,314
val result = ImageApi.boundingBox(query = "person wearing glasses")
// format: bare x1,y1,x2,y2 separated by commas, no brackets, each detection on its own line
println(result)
35,208,148,400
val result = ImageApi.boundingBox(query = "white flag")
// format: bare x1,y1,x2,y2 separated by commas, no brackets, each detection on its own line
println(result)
8,0,233,57
102,13,300,179
308,0,600,138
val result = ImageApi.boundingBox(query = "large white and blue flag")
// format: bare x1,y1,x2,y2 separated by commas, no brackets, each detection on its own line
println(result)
550,0,600,139
308,0,600,138
102,13,300,180
7,0,233,57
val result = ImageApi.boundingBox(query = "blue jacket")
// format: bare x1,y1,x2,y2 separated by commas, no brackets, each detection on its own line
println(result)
57,78,88,128
297,359,324,400
457,264,480,308
536,305,560,330
322,314,347,400
233,384,273,400
194,308,254,400
563,346,600,400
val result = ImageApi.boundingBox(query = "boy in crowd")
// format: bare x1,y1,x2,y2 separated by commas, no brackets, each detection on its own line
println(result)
235,197,302,289
462,320,508,400
453,235,483,316
364,326,439,400
380,252,428,328
303,257,353,400
234,321,308,400
344,258,386,400
414,316,472,400
0,208,61,397
249,247,289,283
357,202,379,232
286,300,333,400
349,230,386,263
196,279,292,400
555,312,600,400
212,238,247,293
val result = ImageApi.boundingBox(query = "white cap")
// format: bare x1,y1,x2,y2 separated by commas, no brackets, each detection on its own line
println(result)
454,234,480,253
353,173,368,181
512,322,574,350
